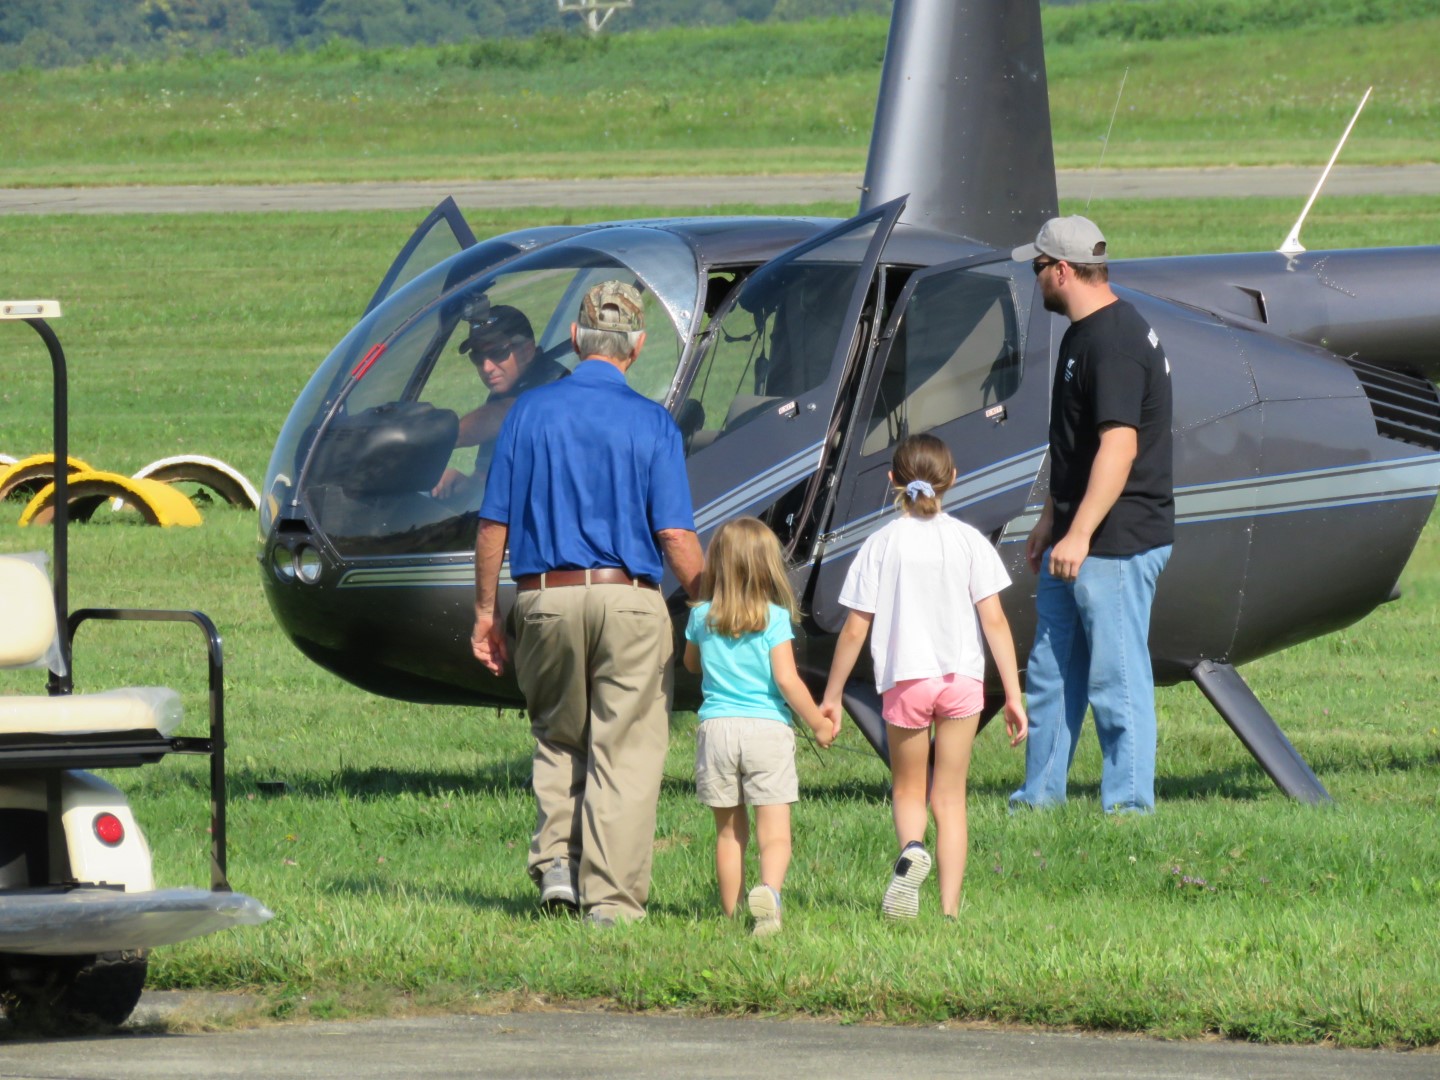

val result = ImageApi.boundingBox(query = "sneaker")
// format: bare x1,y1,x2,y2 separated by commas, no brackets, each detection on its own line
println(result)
747,884,782,937
584,910,618,929
881,842,931,920
538,857,578,912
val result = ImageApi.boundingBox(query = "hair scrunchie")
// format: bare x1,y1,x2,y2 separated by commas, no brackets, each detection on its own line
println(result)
905,479,936,500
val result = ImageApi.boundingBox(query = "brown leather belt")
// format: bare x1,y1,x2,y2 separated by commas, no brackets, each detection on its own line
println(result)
514,568,659,592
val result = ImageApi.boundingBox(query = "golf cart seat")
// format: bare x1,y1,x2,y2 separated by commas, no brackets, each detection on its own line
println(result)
0,553,178,739
0,552,219,777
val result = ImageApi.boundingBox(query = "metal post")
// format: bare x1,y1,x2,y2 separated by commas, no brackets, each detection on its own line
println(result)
0,302,68,693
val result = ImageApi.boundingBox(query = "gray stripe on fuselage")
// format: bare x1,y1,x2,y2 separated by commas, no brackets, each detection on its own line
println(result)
691,442,824,533
999,452,1440,543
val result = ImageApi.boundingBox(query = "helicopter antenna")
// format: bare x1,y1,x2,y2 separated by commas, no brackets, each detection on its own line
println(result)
1279,85,1372,255
557,0,633,34
1086,67,1128,211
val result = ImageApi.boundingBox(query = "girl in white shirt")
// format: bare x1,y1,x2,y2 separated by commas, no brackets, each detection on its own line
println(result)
821,434,1027,919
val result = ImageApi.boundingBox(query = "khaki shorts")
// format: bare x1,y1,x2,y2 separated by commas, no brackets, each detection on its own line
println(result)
695,716,798,807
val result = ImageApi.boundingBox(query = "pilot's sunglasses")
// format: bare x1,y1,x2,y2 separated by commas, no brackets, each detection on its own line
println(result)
1032,257,1059,276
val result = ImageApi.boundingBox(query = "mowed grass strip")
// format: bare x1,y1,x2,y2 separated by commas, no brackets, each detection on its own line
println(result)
0,199,1438,1044
1,11,1438,187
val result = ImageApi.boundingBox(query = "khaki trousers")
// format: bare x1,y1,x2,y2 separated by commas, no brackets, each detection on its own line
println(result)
512,581,673,921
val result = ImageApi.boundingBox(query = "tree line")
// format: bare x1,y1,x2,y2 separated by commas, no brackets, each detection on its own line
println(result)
0,0,898,70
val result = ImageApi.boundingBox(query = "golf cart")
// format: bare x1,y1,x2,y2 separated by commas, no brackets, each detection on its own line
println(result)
0,301,270,1032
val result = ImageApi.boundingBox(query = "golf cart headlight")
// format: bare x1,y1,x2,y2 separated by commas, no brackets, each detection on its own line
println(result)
296,545,323,584
271,544,295,581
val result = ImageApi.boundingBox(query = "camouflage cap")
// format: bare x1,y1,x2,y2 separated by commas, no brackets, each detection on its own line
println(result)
578,280,645,333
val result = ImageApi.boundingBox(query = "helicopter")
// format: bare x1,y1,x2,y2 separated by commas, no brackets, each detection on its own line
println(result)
258,0,1440,804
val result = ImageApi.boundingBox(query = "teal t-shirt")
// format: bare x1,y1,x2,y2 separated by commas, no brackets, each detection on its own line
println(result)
685,602,794,724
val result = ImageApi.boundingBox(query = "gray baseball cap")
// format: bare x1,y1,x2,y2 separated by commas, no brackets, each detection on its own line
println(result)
1012,215,1108,265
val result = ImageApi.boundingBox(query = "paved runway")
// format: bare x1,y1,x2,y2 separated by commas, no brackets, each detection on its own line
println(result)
0,164,1436,215
2,1005,1438,1080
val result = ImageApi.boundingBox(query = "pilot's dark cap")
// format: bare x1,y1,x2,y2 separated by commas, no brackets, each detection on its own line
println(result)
460,304,534,356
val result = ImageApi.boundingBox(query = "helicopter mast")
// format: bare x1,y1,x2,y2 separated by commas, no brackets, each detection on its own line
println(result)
860,0,1058,247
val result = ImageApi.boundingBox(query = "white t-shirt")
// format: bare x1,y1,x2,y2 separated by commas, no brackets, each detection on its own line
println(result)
837,513,1011,693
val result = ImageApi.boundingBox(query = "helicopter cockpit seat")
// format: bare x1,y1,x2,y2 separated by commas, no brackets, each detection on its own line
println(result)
0,554,182,739
686,393,781,455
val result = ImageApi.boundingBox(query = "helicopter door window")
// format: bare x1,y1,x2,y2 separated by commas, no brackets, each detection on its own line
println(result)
683,263,861,455
860,268,1021,457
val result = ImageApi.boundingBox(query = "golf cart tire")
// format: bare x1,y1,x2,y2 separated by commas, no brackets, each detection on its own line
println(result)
2,949,149,1033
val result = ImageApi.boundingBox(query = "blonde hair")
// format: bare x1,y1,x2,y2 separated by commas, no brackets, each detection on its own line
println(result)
891,434,955,518
698,517,799,637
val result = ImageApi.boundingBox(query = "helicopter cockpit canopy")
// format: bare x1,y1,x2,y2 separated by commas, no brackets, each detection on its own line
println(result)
263,226,703,558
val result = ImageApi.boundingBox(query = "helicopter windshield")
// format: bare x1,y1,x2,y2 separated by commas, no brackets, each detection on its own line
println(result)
278,227,701,559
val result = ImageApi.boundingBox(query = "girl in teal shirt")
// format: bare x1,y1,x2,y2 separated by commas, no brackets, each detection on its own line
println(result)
684,517,837,935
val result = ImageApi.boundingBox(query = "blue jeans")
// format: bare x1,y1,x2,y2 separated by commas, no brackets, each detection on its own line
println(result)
1011,544,1171,813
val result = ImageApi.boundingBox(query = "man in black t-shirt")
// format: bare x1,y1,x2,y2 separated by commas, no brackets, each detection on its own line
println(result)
1009,216,1174,813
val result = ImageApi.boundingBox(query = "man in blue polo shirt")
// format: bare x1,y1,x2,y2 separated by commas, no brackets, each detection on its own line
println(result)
472,280,704,925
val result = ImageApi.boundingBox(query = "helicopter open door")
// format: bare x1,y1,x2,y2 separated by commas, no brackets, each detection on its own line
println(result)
363,197,478,316
808,256,1052,632
675,198,907,549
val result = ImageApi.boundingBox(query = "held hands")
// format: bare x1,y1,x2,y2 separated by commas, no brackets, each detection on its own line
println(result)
815,698,845,748
807,711,840,748
471,611,509,676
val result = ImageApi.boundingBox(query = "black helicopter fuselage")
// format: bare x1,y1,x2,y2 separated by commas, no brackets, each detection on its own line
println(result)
259,216,1440,707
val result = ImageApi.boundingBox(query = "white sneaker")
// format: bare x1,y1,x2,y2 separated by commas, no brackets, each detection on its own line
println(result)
881,843,931,920
747,884,782,937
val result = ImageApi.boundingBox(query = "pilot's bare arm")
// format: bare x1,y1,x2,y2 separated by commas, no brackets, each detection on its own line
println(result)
1049,422,1137,581
454,401,509,448
683,640,701,674
472,518,510,675
432,467,470,499
657,528,704,599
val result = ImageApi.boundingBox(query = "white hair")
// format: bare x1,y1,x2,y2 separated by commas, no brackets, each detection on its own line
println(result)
575,326,642,361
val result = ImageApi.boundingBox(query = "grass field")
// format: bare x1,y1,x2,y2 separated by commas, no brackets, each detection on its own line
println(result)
1,197,1439,1045
1,12,1437,187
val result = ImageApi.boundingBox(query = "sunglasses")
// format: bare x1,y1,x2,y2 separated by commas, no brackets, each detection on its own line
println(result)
1032,257,1059,276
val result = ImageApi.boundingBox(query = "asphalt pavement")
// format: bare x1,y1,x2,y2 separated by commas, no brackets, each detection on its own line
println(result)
0,164,1435,215
2,1003,1438,1079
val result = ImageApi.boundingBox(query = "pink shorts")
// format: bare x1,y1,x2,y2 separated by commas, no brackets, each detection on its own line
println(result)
881,673,985,730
